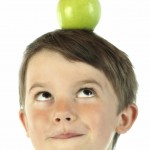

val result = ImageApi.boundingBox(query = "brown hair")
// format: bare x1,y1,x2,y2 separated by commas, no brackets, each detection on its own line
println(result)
19,29,138,149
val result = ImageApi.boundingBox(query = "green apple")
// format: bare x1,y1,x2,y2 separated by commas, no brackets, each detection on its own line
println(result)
57,0,101,30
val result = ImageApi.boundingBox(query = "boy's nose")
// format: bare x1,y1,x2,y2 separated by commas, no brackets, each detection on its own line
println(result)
52,101,77,124
53,112,76,123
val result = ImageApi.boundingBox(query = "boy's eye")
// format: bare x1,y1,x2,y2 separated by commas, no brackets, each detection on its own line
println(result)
77,88,95,98
35,91,53,101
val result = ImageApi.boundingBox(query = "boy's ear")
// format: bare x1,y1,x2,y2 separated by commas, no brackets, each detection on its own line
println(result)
19,109,29,137
116,103,138,134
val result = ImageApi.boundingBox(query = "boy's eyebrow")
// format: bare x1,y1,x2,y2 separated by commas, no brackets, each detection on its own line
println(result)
77,79,103,90
28,79,103,93
28,83,47,93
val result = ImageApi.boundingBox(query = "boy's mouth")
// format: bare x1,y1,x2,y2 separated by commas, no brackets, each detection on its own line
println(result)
51,132,85,139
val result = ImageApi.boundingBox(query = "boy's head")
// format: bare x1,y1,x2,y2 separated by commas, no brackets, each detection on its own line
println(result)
19,29,138,150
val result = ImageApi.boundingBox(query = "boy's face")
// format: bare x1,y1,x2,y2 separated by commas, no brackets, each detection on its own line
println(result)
20,50,121,150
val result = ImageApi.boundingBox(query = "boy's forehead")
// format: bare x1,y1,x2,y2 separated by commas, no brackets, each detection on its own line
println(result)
27,50,111,82
25,50,118,105
27,50,104,78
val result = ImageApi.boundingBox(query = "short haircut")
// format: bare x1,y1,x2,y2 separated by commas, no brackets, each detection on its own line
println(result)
19,29,138,149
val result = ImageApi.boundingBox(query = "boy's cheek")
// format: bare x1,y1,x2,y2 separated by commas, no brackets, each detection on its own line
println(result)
79,103,117,132
26,107,51,133
77,104,103,128
77,104,116,148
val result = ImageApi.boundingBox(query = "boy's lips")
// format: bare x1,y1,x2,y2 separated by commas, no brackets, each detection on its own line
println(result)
51,132,85,139
47,125,89,140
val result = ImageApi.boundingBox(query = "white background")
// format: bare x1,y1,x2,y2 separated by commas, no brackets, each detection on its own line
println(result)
0,0,150,149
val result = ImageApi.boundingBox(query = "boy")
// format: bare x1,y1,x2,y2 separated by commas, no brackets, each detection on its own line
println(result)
19,29,138,150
